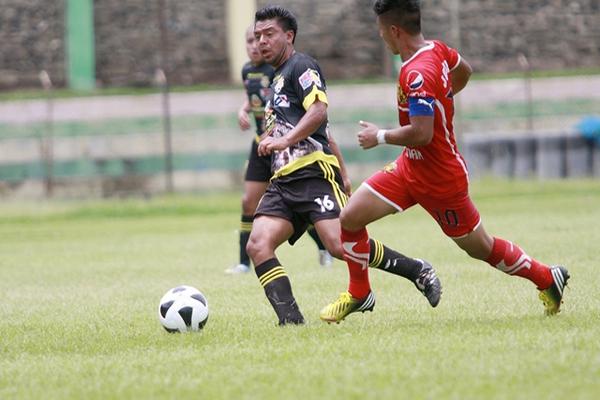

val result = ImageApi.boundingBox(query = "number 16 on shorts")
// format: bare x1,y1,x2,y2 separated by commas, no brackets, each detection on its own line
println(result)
314,195,334,213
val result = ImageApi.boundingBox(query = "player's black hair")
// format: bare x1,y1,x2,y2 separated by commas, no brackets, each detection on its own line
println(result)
255,5,298,44
373,0,421,35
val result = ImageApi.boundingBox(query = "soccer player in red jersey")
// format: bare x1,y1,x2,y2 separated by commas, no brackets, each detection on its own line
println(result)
320,0,569,322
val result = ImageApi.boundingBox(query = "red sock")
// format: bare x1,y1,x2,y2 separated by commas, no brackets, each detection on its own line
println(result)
341,227,371,299
485,237,553,290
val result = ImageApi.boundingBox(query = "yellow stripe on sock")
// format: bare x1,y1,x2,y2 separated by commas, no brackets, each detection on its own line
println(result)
261,271,287,287
259,266,287,287
369,239,384,268
240,222,253,232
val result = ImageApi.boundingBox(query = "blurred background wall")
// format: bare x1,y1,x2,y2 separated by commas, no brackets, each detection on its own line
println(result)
1,1,599,198
2,0,599,89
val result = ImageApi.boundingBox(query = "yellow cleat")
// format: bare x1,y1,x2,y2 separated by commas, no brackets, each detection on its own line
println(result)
320,291,375,323
539,266,570,316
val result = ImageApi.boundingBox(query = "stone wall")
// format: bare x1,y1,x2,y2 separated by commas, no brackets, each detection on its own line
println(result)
94,0,229,88
1,0,599,89
423,0,600,72
256,0,384,80
0,0,66,89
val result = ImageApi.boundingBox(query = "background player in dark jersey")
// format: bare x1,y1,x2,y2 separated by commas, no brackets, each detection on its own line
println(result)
248,5,440,326
225,26,334,274
321,0,569,322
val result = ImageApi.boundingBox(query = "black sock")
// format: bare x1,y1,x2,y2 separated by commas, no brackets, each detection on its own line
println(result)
368,238,423,281
239,215,253,266
307,226,326,250
255,258,304,326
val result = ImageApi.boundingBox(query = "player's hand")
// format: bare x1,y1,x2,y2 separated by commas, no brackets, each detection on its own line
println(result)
257,136,290,156
357,120,379,149
238,110,251,131
342,176,352,196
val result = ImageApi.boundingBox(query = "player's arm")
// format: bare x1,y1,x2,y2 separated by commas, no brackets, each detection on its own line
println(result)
238,98,251,131
357,114,434,149
450,58,472,95
328,132,352,195
258,100,328,156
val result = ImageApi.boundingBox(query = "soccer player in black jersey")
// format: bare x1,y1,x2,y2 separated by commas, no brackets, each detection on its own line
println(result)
226,26,334,275
248,5,441,326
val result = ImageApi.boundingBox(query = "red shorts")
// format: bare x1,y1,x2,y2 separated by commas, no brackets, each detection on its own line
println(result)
364,161,481,238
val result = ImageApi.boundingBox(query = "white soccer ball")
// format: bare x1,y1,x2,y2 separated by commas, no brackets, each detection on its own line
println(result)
158,285,209,333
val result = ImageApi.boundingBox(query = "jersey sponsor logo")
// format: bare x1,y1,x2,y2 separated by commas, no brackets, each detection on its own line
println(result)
274,94,290,108
405,148,424,160
409,90,428,98
273,74,284,93
407,70,424,91
298,68,322,90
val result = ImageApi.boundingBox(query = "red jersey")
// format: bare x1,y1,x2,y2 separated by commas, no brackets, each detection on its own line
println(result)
396,40,469,196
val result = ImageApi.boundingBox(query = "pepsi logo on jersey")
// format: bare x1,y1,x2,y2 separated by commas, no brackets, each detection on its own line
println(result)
407,70,424,90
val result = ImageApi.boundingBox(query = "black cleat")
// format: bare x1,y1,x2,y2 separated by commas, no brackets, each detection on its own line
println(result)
414,259,442,307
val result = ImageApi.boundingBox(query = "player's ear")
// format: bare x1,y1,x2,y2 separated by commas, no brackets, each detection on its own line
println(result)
286,29,295,44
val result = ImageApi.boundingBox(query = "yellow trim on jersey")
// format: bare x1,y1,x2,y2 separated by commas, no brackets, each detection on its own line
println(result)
369,239,385,268
259,266,287,287
302,86,328,110
271,151,339,180
317,160,348,209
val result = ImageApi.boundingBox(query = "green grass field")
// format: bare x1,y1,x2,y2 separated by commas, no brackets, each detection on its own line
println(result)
1,179,599,399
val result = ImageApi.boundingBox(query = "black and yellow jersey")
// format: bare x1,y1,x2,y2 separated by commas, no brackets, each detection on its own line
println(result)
263,52,339,182
241,61,275,136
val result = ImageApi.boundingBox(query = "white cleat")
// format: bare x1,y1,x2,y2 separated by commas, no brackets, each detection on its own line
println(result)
225,263,251,275
318,250,333,268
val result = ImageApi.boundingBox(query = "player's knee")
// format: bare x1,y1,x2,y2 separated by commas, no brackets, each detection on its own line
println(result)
323,233,344,260
339,208,361,231
328,244,344,260
246,234,262,260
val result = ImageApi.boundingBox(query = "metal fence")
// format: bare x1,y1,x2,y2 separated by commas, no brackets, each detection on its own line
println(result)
1,72,599,199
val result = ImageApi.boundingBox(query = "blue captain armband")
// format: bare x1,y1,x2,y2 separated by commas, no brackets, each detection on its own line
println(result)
408,96,435,116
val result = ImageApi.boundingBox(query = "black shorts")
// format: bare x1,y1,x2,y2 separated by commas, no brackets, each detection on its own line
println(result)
255,165,347,245
244,140,272,182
